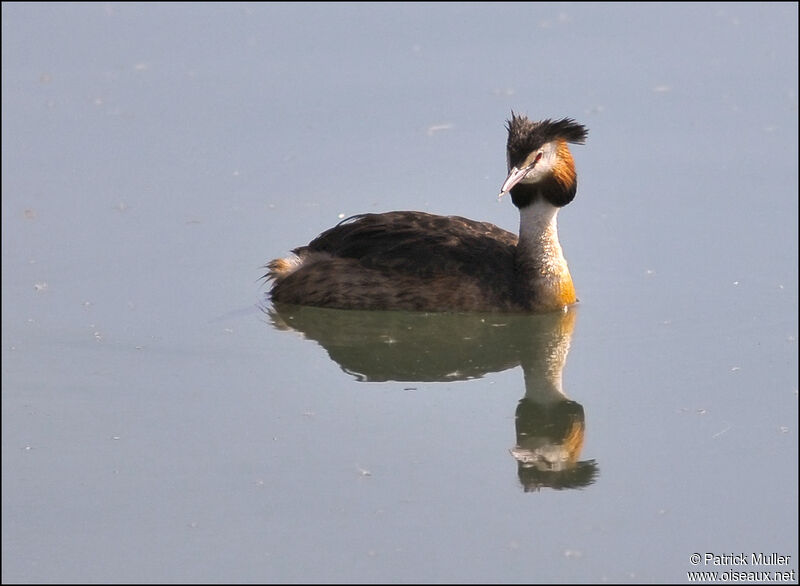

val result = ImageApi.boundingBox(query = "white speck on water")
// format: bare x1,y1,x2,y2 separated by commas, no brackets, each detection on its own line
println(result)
492,87,516,96
712,424,732,438
426,123,453,136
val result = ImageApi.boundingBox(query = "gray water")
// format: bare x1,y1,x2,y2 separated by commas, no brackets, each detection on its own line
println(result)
2,2,797,583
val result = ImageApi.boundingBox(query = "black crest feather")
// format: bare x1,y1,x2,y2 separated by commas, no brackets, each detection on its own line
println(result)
506,113,588,167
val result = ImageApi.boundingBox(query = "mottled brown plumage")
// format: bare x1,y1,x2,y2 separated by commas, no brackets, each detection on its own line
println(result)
265,114,588,313
268,212,520,311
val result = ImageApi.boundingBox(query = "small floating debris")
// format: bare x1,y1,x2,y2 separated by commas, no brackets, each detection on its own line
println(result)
492,87,516,97
712,424,731,439
426,123,453,136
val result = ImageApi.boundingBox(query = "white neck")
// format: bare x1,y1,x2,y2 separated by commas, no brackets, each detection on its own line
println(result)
517,199,567,273
514,198,576,311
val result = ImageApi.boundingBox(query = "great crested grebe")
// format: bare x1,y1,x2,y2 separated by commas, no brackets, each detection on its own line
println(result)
265,114,588,313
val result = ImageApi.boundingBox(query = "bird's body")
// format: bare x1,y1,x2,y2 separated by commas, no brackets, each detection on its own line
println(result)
266,114,588,313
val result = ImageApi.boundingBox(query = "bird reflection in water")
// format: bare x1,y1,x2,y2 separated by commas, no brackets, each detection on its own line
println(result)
508,308,598,491
265,303,598,492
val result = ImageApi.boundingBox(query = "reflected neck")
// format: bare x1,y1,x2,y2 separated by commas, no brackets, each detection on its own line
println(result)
519,308,576,404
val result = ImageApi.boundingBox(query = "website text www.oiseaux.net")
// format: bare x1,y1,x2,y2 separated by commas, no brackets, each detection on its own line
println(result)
687,553,795,583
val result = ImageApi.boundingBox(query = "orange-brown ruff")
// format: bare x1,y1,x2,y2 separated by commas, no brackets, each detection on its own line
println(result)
266,114,588,312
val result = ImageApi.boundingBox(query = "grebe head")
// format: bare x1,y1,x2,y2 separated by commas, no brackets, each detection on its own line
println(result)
499,114,588,209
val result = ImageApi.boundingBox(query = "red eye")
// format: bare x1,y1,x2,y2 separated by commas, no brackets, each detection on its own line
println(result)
534,152,543,164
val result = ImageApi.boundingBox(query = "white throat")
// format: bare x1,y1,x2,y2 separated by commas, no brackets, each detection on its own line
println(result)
513,197,576,311
518,199,564,263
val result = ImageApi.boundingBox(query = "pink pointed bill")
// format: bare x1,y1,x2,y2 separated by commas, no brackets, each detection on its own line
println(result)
497,165,532,199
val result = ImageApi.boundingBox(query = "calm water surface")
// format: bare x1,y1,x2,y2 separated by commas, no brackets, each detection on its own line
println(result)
2,2,797,583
